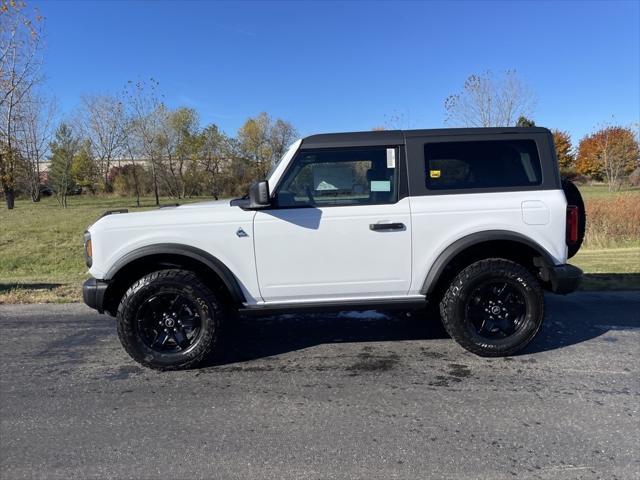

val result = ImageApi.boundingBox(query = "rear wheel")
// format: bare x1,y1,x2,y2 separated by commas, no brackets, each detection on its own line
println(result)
116,269,222,370
440,258,544,357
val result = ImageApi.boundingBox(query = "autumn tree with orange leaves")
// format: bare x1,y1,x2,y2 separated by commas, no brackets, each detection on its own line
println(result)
551,129,575,176
576,126,639,190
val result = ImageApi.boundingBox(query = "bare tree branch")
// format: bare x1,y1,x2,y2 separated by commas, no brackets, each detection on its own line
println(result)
444,70,536,128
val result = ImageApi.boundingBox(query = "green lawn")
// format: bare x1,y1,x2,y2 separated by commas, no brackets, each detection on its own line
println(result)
1,192,638,303
577,184,640,199
572,247,640,291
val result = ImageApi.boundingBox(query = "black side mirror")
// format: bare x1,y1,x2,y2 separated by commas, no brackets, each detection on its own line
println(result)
248,181,270,208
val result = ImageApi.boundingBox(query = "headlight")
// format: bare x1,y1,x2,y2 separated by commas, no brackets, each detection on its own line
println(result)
84,232,92,267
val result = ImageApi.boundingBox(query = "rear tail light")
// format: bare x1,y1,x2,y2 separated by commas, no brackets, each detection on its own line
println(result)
84,232,93,267
566,206,579,245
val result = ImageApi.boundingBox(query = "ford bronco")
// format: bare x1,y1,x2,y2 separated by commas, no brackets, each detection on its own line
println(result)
83,127,585,370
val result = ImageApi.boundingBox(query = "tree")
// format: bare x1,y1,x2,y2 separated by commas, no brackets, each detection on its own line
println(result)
237,112,297,179
574,135,603,180
576,126,639,190
48,123,78,207
15,89,55,201
109,164,150,197
156,106,200,199
121,117,142,206
197,124,229,199
80,93,126,192
71,139,97,191
516,116,535,127
0,1,43,209
223,136,254,197
551,130,575,177
444,70,535,128
124,79,163,205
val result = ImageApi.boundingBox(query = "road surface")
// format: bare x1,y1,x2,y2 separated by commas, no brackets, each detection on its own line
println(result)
1,292,639,479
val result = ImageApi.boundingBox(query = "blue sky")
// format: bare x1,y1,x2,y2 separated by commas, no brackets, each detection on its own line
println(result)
34,0,639,142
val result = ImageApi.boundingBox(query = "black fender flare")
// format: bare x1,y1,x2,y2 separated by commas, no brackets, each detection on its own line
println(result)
105,243,246,305
420,230,557,295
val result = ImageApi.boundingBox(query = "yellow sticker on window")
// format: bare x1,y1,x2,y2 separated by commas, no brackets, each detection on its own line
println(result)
430,170,441,178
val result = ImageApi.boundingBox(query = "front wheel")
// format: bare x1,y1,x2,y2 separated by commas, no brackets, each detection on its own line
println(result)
439,259,544,357
116,269,223,370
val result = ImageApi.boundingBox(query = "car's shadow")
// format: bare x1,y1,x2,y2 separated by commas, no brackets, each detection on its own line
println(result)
523,291,639,354
210,309,447,366
202,292,639,367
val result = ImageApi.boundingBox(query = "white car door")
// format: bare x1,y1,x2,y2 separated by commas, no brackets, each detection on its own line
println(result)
253,145,412,304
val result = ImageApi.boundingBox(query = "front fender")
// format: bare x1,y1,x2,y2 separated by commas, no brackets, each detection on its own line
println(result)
104,243,247,305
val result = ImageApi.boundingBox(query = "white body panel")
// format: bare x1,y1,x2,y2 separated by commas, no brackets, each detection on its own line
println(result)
88,201,261,304
407,190,568,296
89,190,568,306
253,198,412,303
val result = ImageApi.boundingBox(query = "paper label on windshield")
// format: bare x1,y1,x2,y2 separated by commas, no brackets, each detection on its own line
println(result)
371,180,391,192
386,148,396,168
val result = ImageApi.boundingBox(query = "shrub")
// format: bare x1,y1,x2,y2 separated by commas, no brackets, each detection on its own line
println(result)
561,168,590,184
109,164,153,197
583,195,640,248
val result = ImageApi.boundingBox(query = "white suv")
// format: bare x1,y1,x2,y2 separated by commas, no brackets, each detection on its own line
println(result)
83,127,585,370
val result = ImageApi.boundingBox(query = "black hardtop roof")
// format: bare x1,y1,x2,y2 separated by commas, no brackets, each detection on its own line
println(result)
300,127,551,149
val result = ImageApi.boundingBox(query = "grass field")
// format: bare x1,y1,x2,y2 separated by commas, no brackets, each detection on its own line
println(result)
1,186,639,304
577,184,640,199
573,247,640,290
569,182,639,285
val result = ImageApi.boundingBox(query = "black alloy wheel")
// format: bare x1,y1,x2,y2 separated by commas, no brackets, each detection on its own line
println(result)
135,291,202,353
465,280,527,340
440,258,544,357
116,269,222,370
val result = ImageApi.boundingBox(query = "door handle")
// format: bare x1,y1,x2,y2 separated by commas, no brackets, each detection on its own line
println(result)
369,222,405,231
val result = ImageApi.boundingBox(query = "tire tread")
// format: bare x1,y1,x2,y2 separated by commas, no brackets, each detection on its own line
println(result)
439,258,544,357
116,269,221,370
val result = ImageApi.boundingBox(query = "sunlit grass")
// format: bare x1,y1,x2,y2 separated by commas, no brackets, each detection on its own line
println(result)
572,247,640,291
572,247,640,274
578,184,640,200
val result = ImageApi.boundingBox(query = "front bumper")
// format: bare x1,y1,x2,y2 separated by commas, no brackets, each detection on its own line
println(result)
83,278,109,313
548,264,583,294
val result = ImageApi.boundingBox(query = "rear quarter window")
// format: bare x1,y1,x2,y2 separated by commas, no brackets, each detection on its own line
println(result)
424,140,542,190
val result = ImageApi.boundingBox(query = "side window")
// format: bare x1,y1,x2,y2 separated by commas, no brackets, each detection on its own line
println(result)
275,147,397,207
424,140,542,190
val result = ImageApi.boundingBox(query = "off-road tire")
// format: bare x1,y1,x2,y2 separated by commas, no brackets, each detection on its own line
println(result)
561,179,586,258
440,258,544,357
116,269,222,370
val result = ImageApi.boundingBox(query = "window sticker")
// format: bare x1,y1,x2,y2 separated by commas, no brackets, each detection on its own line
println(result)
371,180,391,192
430,169,441,179
386,148,396,168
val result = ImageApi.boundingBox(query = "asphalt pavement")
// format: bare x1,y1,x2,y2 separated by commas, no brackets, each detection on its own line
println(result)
1,292,639,479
